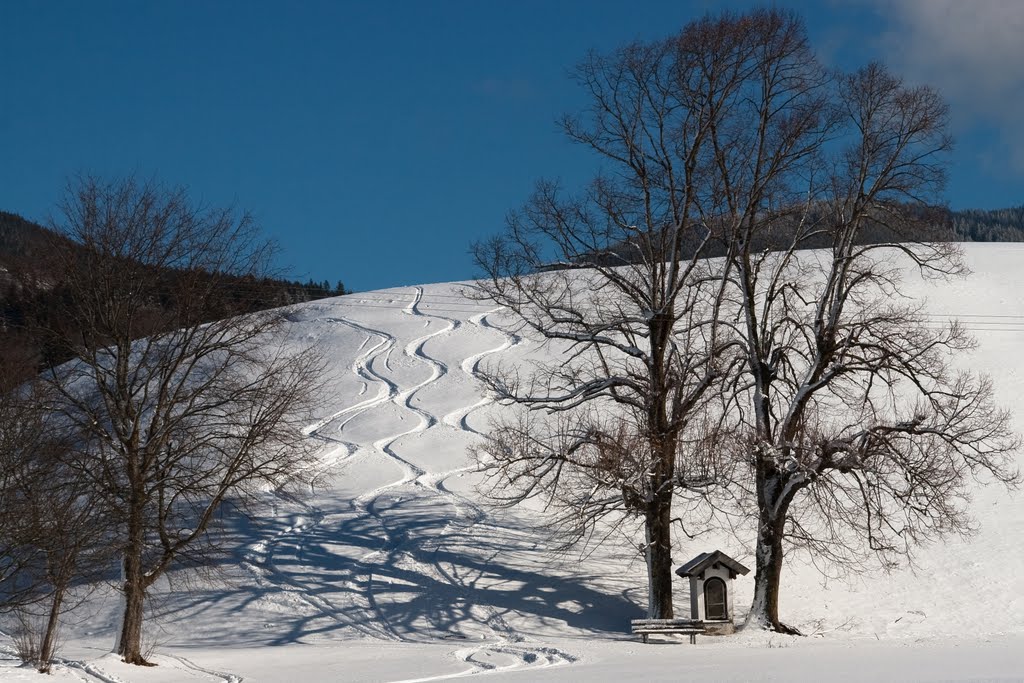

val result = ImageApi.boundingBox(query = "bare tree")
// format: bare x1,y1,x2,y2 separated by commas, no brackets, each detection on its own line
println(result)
4,426,111,673
470,18,766,619
723,62,1020,631
0,379,52,613
472,7,843,621
0,370,108,673
42,176,323,665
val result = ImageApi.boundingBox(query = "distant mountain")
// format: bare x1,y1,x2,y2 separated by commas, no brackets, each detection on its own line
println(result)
0,211,347,382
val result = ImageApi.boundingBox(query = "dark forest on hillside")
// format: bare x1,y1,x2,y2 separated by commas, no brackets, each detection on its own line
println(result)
538,204,1024,270
0,211,346,383
952,206,1024,242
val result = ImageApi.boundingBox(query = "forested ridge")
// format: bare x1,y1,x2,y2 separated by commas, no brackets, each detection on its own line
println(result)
545,204,1024,270
952,205,1024,242
0,210,346,380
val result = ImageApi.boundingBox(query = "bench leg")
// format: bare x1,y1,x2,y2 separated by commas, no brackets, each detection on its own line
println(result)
642,633,648,644
689,633,696,645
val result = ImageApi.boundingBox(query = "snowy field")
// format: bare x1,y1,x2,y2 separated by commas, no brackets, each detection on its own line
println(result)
2,243,1023,682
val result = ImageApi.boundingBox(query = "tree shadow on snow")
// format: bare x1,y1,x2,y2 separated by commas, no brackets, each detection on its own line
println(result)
156,490,647,648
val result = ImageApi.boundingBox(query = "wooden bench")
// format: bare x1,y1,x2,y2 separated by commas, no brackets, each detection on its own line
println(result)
631,618,705,644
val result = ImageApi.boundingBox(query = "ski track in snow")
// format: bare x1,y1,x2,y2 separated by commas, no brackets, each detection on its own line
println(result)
431,309,526,503
241,310,409,642
2,290,556,681
0,636,113,683
299,319,398,457
439,309,522,435
246,288,569,677
383,644,577,683
352,287,485,642
69,662,123,683
161,653,244,683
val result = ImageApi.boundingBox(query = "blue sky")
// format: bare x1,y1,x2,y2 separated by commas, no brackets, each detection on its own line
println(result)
2,1,1022,291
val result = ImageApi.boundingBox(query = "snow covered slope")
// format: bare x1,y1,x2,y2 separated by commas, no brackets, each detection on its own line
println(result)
3,243,1023,681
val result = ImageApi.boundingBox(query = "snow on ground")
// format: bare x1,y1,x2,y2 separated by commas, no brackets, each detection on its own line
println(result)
2,243,1023,681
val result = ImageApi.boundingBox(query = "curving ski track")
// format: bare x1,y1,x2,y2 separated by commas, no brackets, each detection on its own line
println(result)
243,287,572,677
384,643,577,683
161,653,244,683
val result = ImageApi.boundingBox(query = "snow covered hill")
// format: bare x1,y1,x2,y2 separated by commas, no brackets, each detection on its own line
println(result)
3,243,1023,682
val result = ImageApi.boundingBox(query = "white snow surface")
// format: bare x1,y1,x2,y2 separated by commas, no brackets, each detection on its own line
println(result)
2,243,1023,682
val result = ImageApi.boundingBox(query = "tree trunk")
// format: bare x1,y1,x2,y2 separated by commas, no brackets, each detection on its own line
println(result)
117,546,154,665
746,477,801,634
37,585,64,673
644,320,676,621
644,495,674,619
747,515,785,630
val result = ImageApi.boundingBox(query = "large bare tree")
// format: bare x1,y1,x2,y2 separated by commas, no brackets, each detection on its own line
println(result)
723,61,1020,632
43,176,323,664
470,18,764,619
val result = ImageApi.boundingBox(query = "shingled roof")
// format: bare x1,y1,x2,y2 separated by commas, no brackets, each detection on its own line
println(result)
675,550,750,578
